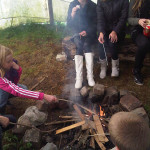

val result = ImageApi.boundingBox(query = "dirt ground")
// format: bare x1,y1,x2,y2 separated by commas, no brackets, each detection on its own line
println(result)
1,24,149,149
6,39,150,124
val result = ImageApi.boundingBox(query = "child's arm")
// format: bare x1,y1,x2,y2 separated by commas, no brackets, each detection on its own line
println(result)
12,61,22,84
0,77,44,100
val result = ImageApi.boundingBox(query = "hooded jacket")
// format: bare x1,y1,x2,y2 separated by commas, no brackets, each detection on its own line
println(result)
67,0,97,38
97,0,129,35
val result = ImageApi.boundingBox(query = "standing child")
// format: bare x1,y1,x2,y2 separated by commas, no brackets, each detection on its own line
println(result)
67,0,97,89
0,45,57,113
109,112,150,150
97,0,129,79
128,0,150,85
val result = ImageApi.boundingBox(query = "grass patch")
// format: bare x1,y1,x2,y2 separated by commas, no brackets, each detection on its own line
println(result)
0,23,66,49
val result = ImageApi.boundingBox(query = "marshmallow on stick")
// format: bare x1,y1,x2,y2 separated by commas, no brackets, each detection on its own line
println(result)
76,5,80,9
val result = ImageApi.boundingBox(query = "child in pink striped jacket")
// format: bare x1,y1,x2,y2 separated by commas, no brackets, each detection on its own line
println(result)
0,45,57,113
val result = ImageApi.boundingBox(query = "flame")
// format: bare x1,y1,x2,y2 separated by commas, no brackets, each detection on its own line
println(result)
99,105,105,117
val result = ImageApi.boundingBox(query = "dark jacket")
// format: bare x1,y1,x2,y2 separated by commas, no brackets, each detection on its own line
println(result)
97,0,129,35
128,0,150,35
67,0,97,38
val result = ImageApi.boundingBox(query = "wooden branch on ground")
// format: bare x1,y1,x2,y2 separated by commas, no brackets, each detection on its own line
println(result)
45,119,79,126
30,76,47,90
56,120,86,134
93,115,109,143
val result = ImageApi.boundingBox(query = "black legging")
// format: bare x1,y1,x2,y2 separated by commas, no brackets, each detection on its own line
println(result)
98,32,125,60
132,33,150,70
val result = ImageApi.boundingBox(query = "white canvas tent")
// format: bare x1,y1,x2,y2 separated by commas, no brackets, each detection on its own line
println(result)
0,0,97,28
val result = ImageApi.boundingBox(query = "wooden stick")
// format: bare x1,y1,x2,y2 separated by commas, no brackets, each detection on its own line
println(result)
58,98,96,115
93,115,109,143
89,133,110,137
73,104,85,120
73,104,89,130
91,129,106,150
9,122,56,133
45,119,79,126
76,103,96,115
30,76,47,90
56,120,85,134
59,116,79,119
90,129,95,149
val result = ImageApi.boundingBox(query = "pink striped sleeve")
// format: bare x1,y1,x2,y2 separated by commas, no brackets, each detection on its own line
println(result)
0,77,44,100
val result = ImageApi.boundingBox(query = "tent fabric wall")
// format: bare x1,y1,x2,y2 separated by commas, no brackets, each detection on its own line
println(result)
0,0,97,28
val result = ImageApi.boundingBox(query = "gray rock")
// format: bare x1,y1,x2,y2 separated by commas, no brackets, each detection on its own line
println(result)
93,84,105,96
109,105,121,114
88,91,103,103
102,86,119,106
14,115,32,134
120,94,142,111
24,106,48,126
119,89,130,98
131,107,149,125
23,128,41,143
80,86,90,97
40,143,58,150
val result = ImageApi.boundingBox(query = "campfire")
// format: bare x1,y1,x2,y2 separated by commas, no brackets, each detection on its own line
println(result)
12,84,149,149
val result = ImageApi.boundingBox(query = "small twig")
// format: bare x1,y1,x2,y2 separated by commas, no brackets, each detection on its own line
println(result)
9,122,56,133
89,133,110,137
45,119,79,126
58,98,96,115
59,116,79,119
30,76,47,90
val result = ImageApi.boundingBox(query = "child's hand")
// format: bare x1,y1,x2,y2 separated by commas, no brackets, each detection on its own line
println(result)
44,94,58,103
98,32,104,44
12,62,19,70
138,19,147,28
0,116,10,128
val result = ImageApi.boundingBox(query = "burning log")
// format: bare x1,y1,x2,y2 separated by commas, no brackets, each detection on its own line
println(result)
90,129,106,150
73,104,90,130
93,115,109,143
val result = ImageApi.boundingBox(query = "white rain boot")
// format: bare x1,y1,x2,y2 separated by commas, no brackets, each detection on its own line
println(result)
85,53,95,87
111,59,119,77
100,59,107,79
75,55,83,89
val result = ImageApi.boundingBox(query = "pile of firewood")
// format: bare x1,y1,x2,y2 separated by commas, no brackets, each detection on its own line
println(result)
49,102,110,150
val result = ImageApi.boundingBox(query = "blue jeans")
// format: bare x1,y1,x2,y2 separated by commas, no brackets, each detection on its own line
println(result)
0,84,28,111
0,115,16,150
73,36,93,55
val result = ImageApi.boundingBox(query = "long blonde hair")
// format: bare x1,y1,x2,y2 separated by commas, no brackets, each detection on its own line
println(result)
0,45,13,77
132,0,144,15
